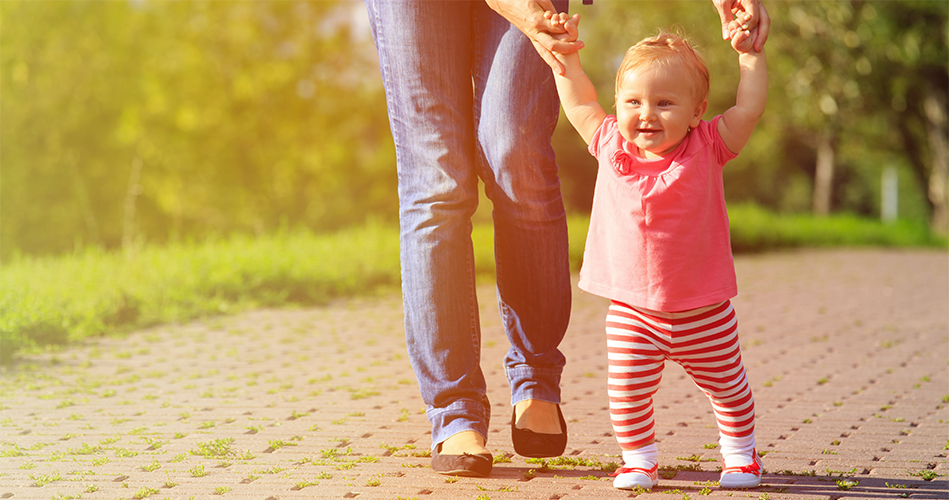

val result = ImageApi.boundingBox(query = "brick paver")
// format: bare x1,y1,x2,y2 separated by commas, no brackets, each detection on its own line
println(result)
1,249,947,499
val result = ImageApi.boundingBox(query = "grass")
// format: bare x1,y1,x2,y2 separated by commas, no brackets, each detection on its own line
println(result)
191,438,234,458
525,456,619,473
1,207,944,363
0,221,401,364
725,203,943,253
909,470,941,481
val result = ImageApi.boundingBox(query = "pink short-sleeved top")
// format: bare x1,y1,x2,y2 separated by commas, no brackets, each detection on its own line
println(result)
578,114,738,312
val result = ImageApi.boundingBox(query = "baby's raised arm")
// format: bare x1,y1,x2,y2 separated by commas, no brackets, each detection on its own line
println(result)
717,26,767,155
547,14,607,146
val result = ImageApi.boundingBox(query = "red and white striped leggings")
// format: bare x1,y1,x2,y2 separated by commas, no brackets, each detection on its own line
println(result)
606,300,755,450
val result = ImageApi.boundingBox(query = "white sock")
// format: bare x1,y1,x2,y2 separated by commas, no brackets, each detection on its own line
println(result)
720,434,756,468
621,443,658,470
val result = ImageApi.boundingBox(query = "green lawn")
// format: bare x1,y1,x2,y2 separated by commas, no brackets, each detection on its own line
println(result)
1,206,944,364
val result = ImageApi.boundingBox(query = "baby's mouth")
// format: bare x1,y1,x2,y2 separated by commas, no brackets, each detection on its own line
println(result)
637,128,661,136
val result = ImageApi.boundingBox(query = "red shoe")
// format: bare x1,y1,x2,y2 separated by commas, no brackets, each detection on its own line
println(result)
611,463,659,490
720,449,763,489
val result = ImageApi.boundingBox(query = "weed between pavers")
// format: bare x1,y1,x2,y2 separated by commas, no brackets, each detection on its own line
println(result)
493,452,513,464
189,464,208,477
380,443,428,458
296,446,383,471
824,467,858,477
836,478,859,491
267,439,299,451
141,460,161,472
252,465,286,475
909,469,942,481
30,471,63,486
293,479,319,490
191,437,234,458
525,456,620,473
1,445,27,457
677,454,717,463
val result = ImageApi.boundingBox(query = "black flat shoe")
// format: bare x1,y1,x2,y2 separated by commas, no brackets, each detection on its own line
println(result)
511,405,567,458
431,444,493,477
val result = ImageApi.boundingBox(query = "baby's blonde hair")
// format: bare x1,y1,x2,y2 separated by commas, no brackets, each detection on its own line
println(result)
615,31,710,106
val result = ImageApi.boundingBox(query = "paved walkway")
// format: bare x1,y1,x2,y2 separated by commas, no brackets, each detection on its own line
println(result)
1,249,947,500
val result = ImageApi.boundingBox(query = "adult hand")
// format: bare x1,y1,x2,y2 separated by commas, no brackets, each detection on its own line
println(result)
712,0,770,51
486,0,583,75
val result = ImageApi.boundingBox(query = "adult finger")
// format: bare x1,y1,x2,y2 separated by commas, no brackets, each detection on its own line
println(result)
534,31,582,55
532,31,582,73
524,0,563,36
754,2,771,51
740,0,758,28
712,0,736,39
534,0,558,16
531,39,566,75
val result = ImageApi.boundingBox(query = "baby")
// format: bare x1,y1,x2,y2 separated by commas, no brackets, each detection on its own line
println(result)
547,11,768,491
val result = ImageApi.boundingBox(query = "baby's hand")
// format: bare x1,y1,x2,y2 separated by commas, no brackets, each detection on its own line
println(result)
543,11,580,45
730,6,753,31
728,23,758,53
727,8,757,53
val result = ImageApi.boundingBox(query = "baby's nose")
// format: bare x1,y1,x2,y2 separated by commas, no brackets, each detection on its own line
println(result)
640,106,656,121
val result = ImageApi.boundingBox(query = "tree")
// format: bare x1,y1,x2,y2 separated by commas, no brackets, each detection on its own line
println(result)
1,0,396,259
563,1,946,229
771,1,947,227
863,1,949,233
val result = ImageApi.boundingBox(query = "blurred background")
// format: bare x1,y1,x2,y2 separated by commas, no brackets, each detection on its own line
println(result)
2,0,947,261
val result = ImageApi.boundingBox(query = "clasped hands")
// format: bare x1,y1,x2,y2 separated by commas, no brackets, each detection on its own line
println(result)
486,0,770,74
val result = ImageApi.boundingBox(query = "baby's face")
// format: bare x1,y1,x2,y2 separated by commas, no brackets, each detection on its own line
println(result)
615,64,706,159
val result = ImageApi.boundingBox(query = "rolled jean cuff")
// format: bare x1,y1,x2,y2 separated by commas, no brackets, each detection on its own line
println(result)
427,399,491,450
506,366,562,407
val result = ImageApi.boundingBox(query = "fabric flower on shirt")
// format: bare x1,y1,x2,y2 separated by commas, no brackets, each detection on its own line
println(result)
610,149,635,176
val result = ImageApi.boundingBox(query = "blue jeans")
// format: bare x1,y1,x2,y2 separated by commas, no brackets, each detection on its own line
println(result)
365,0,571,448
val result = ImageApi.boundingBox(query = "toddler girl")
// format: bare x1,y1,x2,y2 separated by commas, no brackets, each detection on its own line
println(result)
548,13,768,491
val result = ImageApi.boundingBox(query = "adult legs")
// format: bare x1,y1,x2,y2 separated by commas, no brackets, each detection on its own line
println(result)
471,0,571,415
367,0,572,452
365,0,489,449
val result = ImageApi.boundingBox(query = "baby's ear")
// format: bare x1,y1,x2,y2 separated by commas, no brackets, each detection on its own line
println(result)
691,99,708,127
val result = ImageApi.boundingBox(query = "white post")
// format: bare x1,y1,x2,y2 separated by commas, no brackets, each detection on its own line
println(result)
881,166,898,224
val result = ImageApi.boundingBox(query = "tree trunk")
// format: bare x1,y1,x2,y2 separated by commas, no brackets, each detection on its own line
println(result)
813,132,835,216
924,86,948,234
67,150,101,247
122,157,144,255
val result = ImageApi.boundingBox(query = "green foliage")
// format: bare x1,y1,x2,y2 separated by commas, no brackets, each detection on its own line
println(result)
3,0,946,262
728,203,945,252
0,222,399,363
192,438,235,458
2,210,943,364
1,0,396,258
556,1,947,225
